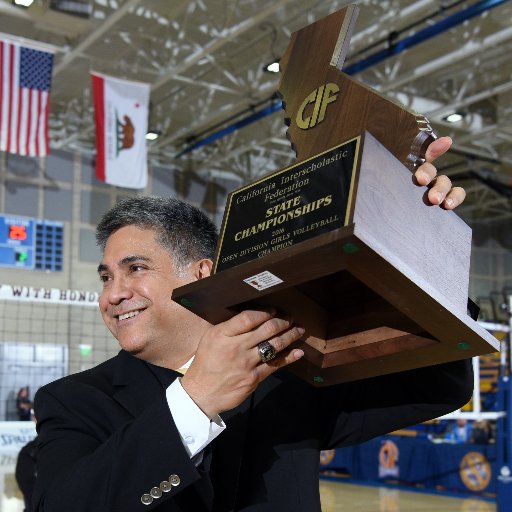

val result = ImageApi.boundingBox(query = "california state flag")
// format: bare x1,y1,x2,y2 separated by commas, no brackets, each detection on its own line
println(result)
91,72,150,189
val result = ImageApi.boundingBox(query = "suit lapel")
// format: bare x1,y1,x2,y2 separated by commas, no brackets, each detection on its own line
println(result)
108,351,257,511
109,352,213,511
110,350,166,418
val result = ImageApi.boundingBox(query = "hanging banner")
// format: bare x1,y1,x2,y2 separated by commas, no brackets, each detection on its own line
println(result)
91,72,150,189
0,39,54,157
0,422,37,450
0,284,99,306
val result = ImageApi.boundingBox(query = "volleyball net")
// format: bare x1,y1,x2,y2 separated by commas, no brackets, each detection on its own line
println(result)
0,283,510,422
0,283,116,421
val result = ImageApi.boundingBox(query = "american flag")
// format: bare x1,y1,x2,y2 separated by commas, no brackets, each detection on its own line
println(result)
0,40,54,157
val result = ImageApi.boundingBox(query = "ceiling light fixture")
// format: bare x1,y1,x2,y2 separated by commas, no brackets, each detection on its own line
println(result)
145,130,160,141
263,60,280,73
13,0,34,6
443,112,466,123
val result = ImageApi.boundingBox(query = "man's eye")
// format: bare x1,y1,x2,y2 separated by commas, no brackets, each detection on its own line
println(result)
130,265,146,272
99,274,111,283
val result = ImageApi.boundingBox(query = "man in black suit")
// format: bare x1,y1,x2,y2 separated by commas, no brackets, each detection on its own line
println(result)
34,138,471,511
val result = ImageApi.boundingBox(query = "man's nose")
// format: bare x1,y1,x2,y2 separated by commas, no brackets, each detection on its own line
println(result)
104,275,133,305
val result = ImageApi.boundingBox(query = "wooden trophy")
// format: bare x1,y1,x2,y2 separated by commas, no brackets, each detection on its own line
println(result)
172,4,499,386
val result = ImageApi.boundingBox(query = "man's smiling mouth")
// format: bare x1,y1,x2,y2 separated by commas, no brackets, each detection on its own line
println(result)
118,310,143,321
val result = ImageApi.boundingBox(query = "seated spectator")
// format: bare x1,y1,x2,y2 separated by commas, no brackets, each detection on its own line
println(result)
470,420,495,444
16,387,33,421
444,419,472,443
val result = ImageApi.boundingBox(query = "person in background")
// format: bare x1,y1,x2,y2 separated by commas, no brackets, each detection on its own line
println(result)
445,418,473,443
33,138,473,511
16,387,33,421
470,419,495,444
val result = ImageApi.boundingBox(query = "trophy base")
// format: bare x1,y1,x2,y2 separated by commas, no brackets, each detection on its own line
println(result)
172,132,499,386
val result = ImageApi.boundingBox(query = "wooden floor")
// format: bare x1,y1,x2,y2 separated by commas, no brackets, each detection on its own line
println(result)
320,480,496,512
0,470,496,512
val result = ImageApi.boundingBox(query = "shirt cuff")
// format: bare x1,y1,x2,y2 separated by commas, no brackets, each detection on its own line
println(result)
166,378,225,459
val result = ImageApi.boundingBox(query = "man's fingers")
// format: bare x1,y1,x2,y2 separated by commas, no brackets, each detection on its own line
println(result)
254,325,305,363
424,135,452,163
256,347,305,380
415,135,466,209
427,175,453,205
442,186,466,210
415,136,453,186
415,161,437,187
210,309,302,357
254,315,296,347
426,179,466,209
219,309,277,337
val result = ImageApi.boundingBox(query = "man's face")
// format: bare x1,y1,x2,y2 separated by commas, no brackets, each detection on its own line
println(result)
98,225,199,362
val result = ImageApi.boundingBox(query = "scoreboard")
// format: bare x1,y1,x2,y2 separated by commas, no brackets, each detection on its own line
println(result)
0,214,63,271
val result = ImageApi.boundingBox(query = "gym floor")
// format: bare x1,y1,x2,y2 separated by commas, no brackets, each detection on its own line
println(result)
319,480,496,512
0,457,496,512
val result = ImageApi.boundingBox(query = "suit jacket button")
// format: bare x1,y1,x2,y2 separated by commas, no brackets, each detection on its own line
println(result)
150,487,163,499
160,480,172,493
141,494,153,505
169,474,181,486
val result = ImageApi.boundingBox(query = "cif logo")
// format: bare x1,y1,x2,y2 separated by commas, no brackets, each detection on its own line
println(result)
459,452,491,491
296,83,339,130
319,449,336,466
378,440,399,478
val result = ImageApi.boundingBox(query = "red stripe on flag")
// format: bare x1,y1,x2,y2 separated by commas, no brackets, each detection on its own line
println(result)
16,87,23,155
35,90,48,156
34,89,42,157
92,74,106,181
6,43,14,153
26,90,32,156
44,91,50,155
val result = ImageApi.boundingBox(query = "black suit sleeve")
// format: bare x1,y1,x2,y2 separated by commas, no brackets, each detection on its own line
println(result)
33,381,202,512
15,439,37,512
319,358,473,448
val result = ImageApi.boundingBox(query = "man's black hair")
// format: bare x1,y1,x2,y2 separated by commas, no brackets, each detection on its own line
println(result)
95,196,218,270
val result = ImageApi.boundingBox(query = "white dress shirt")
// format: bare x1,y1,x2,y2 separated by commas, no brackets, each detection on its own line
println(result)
165,358,225,459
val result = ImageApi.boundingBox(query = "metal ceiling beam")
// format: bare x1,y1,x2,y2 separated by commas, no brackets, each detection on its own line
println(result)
175,100,282,158
52,0,194,148
174,0,511,157
377,25,512,93
55,0,294,149
452,140,512,166
150,81,279,150
345,0,511,76
350,0,437,48
151,0,298,92
158,0,439,153
194,136,276,174
168,74,241,95
427,80,512,119
0,31,62,53
53,0,143,76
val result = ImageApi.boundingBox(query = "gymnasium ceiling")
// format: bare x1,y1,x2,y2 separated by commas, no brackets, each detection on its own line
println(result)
1,0,512,227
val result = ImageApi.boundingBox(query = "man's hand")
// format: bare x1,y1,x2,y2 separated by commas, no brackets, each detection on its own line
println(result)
414,136,466,209
180,309,304,419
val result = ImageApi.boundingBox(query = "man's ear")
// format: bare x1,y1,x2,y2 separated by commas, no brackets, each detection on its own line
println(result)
195,259,213,280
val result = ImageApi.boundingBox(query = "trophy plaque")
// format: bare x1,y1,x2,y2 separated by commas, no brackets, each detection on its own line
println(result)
172,5,499,386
